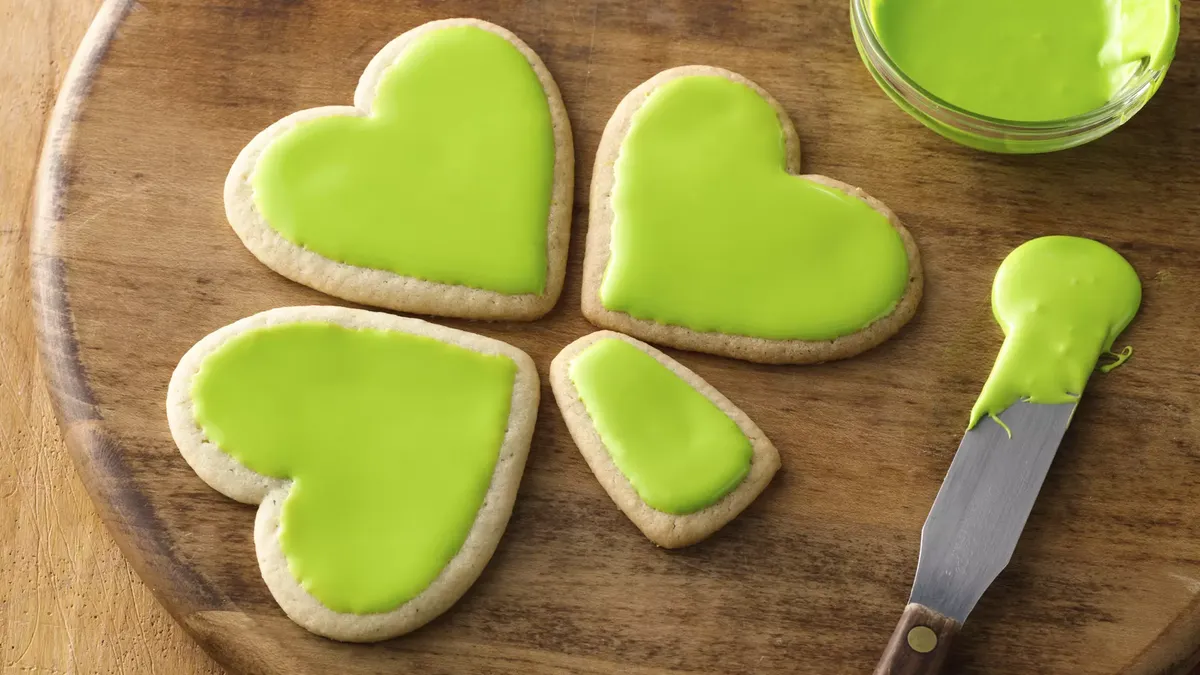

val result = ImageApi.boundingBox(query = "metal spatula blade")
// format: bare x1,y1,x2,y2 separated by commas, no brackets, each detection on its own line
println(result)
874,400,1078,675
912,400,1076,620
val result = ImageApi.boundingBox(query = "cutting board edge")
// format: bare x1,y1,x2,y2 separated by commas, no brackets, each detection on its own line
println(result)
28,1,252,673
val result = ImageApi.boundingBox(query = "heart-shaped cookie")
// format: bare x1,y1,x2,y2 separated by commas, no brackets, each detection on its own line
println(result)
166,306,539,642
225,19,574,320
583,66,923,363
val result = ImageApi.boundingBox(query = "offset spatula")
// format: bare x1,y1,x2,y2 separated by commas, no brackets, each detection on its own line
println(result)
873,400,1078,675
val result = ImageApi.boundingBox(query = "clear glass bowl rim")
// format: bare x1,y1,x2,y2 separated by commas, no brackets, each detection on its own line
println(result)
850,0,1169,132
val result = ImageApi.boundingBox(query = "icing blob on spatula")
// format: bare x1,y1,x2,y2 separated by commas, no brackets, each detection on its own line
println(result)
969,236,1142,429
583,67,923,364
225,20,574,320
166,307,539,642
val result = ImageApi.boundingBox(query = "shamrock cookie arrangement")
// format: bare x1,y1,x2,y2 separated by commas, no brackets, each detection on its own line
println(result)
584,67,924,364
171,18,925,642
167,306,539,642
224,19,574,321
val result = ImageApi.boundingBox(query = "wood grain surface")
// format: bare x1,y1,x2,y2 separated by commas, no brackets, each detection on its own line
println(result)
23,0,1200,673
0,1,223,672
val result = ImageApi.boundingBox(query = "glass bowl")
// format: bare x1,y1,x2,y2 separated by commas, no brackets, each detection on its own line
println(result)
850,0,1178,154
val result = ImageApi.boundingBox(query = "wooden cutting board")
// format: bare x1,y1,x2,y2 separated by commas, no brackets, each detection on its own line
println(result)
31,0,1200,673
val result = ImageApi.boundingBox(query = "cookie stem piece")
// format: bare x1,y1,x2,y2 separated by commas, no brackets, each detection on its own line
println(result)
550,330,780,548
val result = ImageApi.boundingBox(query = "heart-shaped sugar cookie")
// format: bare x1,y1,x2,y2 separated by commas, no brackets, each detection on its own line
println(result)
166,306,539,642
583,66,923,363
225,20,573,320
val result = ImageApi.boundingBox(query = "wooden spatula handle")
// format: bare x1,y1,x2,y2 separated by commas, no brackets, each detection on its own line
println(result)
873,603,961,675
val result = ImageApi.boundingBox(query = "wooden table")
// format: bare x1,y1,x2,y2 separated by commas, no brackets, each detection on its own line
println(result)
0,2,221,672
4,3,1200,674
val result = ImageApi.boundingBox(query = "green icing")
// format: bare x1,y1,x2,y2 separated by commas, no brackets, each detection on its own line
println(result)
191,322,516,614
601,75,910,342
872,0,1179,122
569,338,752,515
252,25,555,295
969,236,1141,429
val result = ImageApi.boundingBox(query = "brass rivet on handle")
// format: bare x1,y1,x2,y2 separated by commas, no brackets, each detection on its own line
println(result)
907,625,938,654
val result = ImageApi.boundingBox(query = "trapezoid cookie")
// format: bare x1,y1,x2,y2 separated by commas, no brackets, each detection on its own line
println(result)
551,330,780,548
166,306,539,641
583,66,922,363
225,19,574,320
